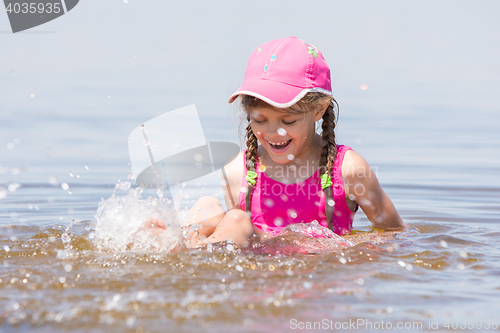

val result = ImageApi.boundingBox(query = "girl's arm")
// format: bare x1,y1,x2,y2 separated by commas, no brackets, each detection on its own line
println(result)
221,151,245,210
342,150,406,230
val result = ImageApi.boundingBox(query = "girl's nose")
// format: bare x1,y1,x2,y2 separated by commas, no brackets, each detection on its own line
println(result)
265,122,281,138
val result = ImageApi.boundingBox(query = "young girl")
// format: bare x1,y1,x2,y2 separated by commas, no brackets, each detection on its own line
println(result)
145,36,405,248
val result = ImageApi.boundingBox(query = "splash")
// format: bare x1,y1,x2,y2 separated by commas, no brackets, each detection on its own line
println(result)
250,221,354,255
93,184,181,253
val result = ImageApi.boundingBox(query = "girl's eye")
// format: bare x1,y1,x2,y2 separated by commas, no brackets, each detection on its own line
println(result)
252,119,265,124
283,120,296,125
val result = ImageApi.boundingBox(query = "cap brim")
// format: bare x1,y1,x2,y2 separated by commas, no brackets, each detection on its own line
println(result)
228,78,314,109
228,79,332,108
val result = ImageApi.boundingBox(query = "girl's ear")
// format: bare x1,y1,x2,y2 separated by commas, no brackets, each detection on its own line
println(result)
314,102,329,122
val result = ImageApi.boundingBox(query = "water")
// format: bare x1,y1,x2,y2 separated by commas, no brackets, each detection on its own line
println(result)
1,102,499,332
2,1,500,331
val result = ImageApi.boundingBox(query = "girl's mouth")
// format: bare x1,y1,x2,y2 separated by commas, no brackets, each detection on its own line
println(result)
267,139,292,150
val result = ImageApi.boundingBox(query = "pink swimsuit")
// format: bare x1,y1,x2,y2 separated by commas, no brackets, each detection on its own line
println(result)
238,145,357,236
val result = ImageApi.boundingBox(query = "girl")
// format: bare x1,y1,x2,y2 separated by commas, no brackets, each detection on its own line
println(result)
145,37,405,248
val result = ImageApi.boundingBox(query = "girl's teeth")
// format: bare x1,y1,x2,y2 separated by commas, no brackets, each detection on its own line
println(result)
269,139,291,148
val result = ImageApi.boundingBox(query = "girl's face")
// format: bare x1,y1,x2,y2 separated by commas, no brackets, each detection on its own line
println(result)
248,105,325,165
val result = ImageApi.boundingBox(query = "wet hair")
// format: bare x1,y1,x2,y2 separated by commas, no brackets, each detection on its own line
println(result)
239,92,339,230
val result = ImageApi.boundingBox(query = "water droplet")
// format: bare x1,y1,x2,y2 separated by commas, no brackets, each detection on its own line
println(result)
339,257,347,264
274,217,283,226
302,281,312,289
397,260,406,267
226,244,234,251
126,316,136,327
6,142,15,150
327,199,335,207
235,265,243,272
116,181,131,191
287,154,294,161
405,264,413,271
270,54,277,61
85,165,89,170
11,168,19,175
64,264,72,272
59,277,66,283
264,64,268,72
439,240,448,248
3,245,10,252
0,186,6,199
49,176,57,184
8,183,20,192
264,199,274,207
360,83,368,90
277,128,287,136
194,153,203,161
356,278,364,285
61,183,69,191
459,251,468,258
457,263,465,270
268,264,275,271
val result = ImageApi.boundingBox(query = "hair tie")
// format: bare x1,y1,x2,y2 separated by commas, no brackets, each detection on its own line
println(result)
320,174,332,189
246,171,257,186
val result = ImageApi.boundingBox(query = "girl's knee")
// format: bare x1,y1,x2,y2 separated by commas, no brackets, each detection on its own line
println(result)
225,209,250,221
195,196,220,207
187,196,225,228
223,209,253,231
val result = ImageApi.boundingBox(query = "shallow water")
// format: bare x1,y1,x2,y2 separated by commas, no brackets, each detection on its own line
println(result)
1,102,500,332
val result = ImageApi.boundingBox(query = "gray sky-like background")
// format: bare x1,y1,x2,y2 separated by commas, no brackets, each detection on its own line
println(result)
2,0,499,111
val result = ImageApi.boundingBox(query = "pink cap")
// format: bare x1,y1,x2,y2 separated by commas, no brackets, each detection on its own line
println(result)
228,36,332,108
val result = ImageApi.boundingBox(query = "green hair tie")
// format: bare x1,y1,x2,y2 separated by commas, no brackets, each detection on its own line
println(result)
246,171,257,186
320,174,332,189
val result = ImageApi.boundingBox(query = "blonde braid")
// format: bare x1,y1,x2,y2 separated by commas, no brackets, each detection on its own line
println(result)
245,115,258,217
320,98,339,230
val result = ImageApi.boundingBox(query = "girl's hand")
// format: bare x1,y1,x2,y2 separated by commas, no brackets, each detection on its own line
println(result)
143,217,167,236
342,150,406,231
